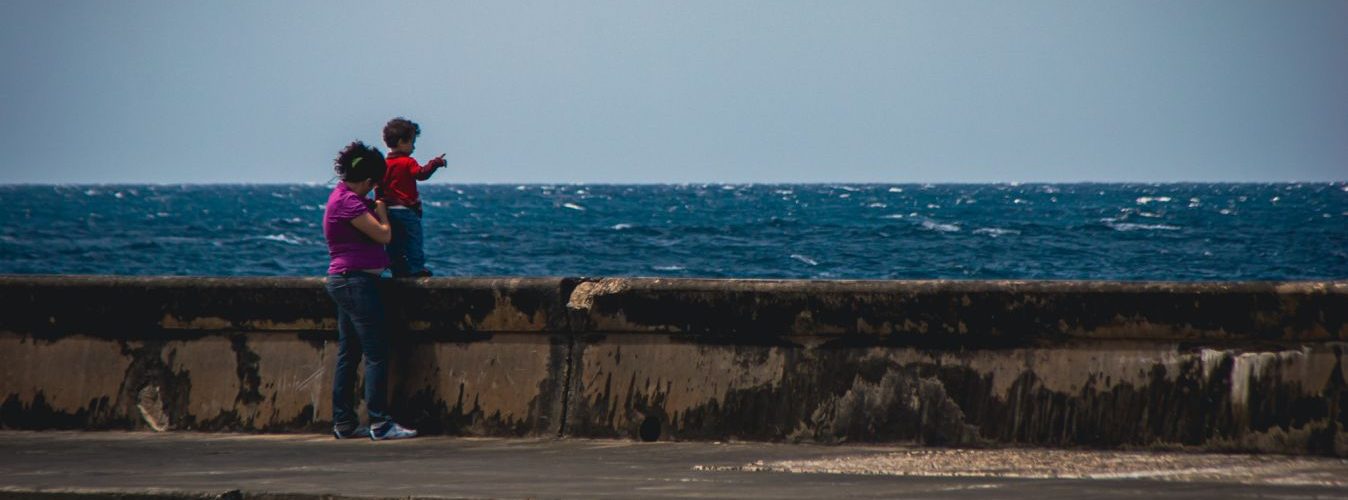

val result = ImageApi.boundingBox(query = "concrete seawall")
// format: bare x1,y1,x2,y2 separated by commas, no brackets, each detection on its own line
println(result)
1,276,1345,455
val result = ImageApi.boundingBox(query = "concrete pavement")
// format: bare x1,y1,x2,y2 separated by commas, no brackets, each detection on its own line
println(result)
1,431,1346,499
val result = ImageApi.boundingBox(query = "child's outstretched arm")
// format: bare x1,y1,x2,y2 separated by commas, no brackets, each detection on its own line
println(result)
415,154,447,181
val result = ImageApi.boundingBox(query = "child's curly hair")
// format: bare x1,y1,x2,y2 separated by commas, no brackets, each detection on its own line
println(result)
383,117,421,149
334,141,387,183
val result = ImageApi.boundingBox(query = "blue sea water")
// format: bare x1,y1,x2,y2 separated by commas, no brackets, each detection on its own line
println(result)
1,183,1345,280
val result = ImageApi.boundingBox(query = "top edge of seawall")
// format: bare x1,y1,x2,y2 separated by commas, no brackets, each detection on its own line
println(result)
1,274,1345,291
1,275,1345,342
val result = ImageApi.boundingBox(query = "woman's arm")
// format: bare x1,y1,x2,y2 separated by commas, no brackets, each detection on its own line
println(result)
350,199,391,244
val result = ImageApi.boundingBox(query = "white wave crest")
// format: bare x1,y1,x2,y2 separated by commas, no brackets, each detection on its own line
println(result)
652,265,685,271
1106,222,1181,232
611,223,633,230
1136,196,1172,204
920,220,961,232
562,202,586,211
973,228,1019,237
260,234,309,245
790,254,819,266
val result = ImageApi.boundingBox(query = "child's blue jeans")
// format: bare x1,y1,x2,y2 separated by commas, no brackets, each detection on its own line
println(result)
386,208,426,277
325,272,390,429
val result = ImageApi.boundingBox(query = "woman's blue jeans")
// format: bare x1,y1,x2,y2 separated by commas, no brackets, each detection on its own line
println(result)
325,272,390,429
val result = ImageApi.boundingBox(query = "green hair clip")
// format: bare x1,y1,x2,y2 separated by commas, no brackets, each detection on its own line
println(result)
351,157,364,168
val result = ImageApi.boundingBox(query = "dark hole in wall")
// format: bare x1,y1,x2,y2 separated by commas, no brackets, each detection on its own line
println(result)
639,416,661,442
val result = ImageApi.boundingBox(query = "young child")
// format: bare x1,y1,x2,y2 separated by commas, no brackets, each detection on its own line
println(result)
376,117,447,277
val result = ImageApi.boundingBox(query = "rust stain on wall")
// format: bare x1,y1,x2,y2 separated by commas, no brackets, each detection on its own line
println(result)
474,294,548,331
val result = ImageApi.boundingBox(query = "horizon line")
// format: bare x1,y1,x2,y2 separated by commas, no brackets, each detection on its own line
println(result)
0,180,1344,187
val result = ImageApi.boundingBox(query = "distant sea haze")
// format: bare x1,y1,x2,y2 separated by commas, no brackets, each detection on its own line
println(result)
1,183,1345,281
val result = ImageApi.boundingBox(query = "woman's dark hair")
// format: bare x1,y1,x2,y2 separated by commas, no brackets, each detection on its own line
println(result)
383,117,421,148
334,141,387,183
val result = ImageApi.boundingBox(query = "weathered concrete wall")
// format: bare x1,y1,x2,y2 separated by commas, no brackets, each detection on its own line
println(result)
565,339,1347,455
0,276,573,436
1,276,1345,455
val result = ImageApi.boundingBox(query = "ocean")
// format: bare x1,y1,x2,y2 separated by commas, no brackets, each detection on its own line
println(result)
1,183,1345,280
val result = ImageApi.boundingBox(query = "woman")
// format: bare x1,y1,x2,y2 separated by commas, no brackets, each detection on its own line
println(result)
323,141,416,440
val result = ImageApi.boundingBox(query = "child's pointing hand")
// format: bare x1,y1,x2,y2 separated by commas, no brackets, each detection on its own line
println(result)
427,154,447,169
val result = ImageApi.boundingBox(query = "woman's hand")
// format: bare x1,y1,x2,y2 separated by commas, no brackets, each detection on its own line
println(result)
352,201,392,245
374,199,388,223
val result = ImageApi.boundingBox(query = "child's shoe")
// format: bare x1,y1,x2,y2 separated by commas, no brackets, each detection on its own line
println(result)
333,425,368,439
370,421,418,441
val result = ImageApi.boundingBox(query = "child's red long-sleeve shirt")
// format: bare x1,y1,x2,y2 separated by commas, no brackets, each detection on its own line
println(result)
377,152,438,212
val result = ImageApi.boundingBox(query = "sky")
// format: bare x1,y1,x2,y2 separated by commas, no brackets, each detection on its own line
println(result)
1,0,1345,184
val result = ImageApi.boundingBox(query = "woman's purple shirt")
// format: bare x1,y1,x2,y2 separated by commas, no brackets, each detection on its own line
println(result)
323,182,389,274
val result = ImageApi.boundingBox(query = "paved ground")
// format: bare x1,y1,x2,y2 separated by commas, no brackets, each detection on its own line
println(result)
1,431,1346,499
